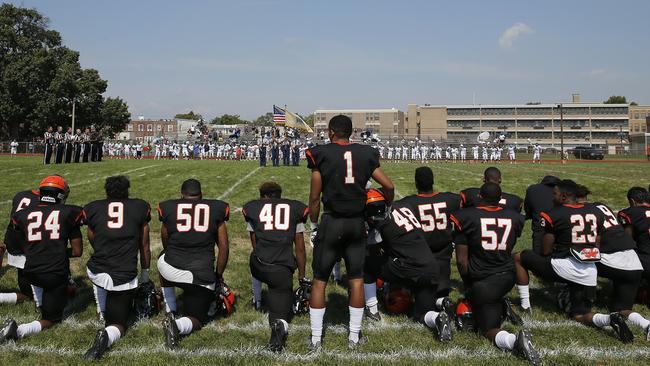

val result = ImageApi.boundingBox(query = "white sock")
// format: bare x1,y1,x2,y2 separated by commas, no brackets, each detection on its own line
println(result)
495,330,517,351
309,307,326,344
423,310,440,328
363,283,378,313
31,285,43,308
0,293,18,304
348,306,364,342
592,313,610,328
517,285,531,309
332,262,341,281
162,287,177,313
93,285,107,314
278,319,289,332
252,277,263,304
627,312,650,331
16,320,42,339
435,297,445,310
175,317,193,335
105,325,121,347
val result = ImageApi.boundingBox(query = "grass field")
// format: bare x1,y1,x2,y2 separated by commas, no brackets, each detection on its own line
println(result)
0,156,649,366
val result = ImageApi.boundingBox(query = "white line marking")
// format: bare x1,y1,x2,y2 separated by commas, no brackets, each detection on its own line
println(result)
217,167,261,200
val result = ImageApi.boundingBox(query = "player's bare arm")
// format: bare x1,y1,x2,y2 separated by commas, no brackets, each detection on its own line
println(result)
69,237,83,258
215,222,229,280
249,232,257,249
308,170,322,223
160,223,169,250
294,232,306,279
455,243,469,279
139,223,151,270
541,233,554,256
371,168,394,205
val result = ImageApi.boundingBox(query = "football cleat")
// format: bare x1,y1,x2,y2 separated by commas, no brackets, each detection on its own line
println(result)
347,332,368,350
503,298,524,326
267,319,288,353
163,313,180,349
364,307,381,322
434,312,453,342
513,330,541,366
609,313,634,343
440,297,456,321
308,338,322,352
0,318,18,343
83,329,109,360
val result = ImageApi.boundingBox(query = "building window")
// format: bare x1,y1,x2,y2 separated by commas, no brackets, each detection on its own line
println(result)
138,124,144,132
147,124,153,131
157,125,162,131
635,125,640,132
634,113,640,119
168,125,174,132
127,124,133,132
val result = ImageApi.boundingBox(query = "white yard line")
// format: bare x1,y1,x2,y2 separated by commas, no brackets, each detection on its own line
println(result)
217,167,261,200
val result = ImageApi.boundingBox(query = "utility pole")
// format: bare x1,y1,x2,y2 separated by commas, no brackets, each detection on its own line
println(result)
619,124,624,154
71,99,76,132
558,103,565,162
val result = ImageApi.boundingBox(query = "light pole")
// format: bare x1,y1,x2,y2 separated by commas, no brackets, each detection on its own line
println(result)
558,104,565,162
71,98,76,132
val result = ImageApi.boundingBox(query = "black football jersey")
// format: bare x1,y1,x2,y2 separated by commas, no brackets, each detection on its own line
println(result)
540,204,605,259
460,187,523,212
399,192,461,258
524,182,556,226
306,142,380,217
84,198,151,285
589,202,636,254
11,203,84,277
242,198,308,269
158,199,229,285
374,201,436,270
618,204,650,256
4,189,40,255
451,206,525,280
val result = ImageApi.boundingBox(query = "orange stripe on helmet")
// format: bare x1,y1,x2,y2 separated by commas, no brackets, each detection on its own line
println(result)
39,175,67,191
366,188,385,204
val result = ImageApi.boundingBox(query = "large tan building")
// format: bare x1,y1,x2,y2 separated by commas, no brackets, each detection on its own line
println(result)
630,105,650,134
313,109,404,138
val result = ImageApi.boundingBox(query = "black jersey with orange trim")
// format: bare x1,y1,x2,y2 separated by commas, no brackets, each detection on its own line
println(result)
84,198,151,285
398,192,461,258
11,203,84,277
306,142,380,217
460,187,523,212
4,189,40,255
158,199,229,285
540,203,605,259
618,204,650,256
451,206,524,280
242,198,308,269
590,202,636,254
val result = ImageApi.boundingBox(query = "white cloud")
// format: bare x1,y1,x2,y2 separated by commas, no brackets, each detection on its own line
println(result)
589,69,606,76
499,22,534,48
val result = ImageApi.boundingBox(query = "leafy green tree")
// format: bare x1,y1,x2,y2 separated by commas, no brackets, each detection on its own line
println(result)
211,114,248,125
300,113,315,127
99,97,131,138
603,95,627,104
174,111,202,120
253,112,274,126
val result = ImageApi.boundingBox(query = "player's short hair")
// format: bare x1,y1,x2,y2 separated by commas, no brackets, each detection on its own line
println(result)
328,115,353,139
541,175,560,186
483,167,501,183
259,181,282,199
480,182,502,206
576,184,591,199
627,186,649,204
105,175,130,199
181,179,202,196
557,179,579,199
415,167,434,192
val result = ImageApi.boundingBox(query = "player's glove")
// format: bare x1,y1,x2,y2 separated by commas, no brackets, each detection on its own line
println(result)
139,268,150,284
310,222,318,245
299,277,312,290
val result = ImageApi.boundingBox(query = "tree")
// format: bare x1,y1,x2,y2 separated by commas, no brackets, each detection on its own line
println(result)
174,111,202,120
99,97,131,138
211,114,248,125
253,112,274,126
300,113,315,127
603,95,627,104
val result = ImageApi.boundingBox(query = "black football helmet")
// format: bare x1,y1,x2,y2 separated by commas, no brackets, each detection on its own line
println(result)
366,188,388,221
292,278,312,315
132,282,161,320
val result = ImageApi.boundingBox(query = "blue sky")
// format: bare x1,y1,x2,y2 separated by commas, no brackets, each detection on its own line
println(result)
9,0,650,119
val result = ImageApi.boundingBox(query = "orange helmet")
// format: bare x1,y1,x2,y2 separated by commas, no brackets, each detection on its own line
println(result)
384,287,412,314
366,188,387,221
39,175,69,203
455,298,474,331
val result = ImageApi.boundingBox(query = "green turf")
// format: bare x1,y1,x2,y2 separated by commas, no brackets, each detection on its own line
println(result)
0,156,649,365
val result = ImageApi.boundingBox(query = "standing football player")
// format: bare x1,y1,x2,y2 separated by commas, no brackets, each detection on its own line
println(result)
43,126,54,165
156,179,229,349
82,176,152,359
242,182,308,352
452,183,540,365
0,176,83,343
460,167,523,212
618,187,650,280
363,189,453,342
513,180,634,342
306,115,394,349
399,167,460,315
524,176,561,255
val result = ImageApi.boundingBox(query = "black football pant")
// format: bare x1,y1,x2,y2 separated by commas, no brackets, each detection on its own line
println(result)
83,142,91,162
105,288,137,329
596,263,642,312
168,282,213,324
17,269,34,299
250,254,293,324
44,144,53,164
468,271,515,335
435,257,452,298
364,254,438,321
531,228,545,255
22,271,68,323
64,143,73,163
55,143,64,164
639,253,650,282
312,214,366,282
73,145,81,163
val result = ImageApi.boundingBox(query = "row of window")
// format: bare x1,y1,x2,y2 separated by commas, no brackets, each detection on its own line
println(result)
447,120,629,128
446,107,629,116
127,124,175,132
447,131,628,140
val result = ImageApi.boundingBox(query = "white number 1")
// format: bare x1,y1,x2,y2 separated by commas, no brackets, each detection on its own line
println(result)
343,151,355,184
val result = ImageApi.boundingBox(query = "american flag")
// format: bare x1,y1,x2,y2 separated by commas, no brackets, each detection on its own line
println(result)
273,105,286,123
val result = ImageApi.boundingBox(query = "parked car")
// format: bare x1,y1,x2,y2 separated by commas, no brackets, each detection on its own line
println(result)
572,146,604,160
